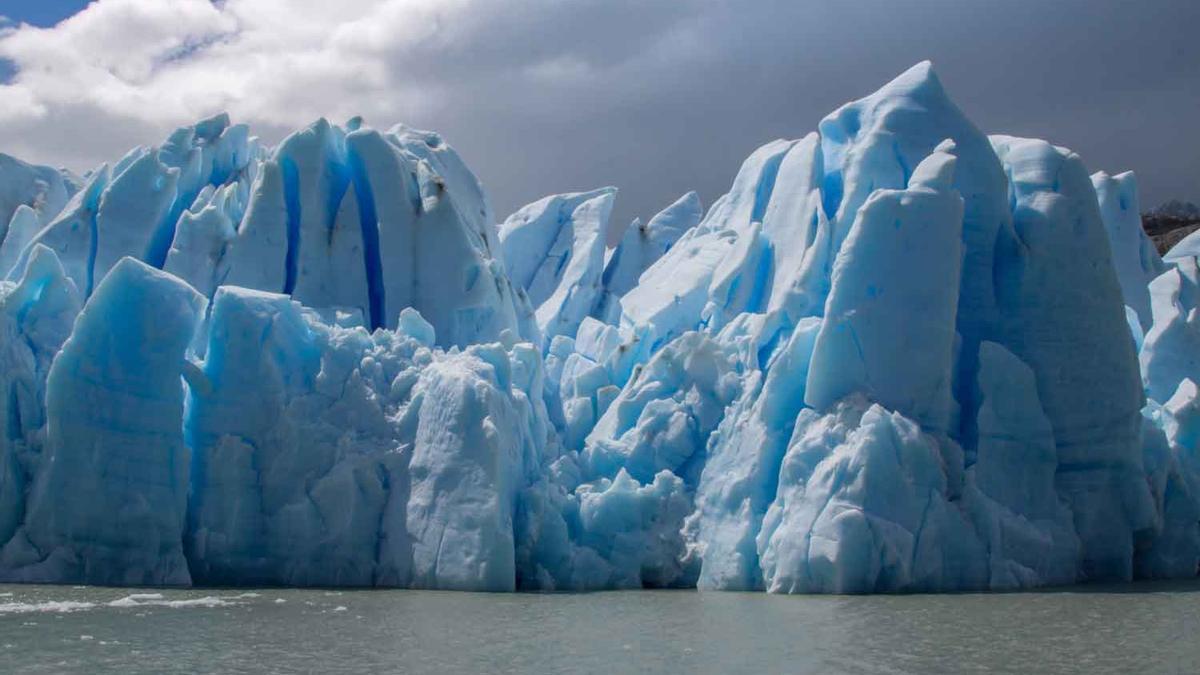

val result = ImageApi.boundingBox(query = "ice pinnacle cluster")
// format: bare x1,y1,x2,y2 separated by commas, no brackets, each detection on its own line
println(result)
0,62,1196,592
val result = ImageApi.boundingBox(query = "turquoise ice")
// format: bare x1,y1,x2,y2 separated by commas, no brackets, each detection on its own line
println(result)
0,63,1196,592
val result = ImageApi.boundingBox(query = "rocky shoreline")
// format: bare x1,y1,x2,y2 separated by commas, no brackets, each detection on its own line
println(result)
1144,214,1200,254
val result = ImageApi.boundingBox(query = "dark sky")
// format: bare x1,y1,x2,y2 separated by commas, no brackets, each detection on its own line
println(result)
1,0,1198,228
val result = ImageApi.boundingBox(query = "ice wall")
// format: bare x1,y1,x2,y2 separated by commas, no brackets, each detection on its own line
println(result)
0,61,1197,593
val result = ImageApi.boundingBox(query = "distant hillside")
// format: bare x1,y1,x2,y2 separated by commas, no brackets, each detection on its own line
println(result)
1143,201,1200,254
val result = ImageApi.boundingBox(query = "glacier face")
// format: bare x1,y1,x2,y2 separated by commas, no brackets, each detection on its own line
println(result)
0,61,1197,592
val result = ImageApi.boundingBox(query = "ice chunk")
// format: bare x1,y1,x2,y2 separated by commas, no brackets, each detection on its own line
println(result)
0,258,204,585
533,192,612,341
0,246,82,549
758,134,832,323
1137,383,1200,577
516,468,695,590
820,63,1010,384
691,318,821,590
0,244,81,377
596,191,703,316
398,307,436,347
186,284,548,589
991,135,1153,581
163,183,240,298
1165,229,1200,263
0,153,74,240
701,139,797,239
13,167,109,293
500,188,615,342
313,179,373,321
963,342,1079,588
346,127,522,343
1141,260,1200,403
92,151,181,284
14,116,259,297
584,332,741,486
699,140,797,329
407,351,531,591
501,190,611,298
631,191,701,265
617,226,736,355
758,398,988,593
222,159,290,294
1092,171,1165,330
0,206,43,278
274,119,354,305
388,124,496,247
805,142,964,432
185,287,410,586
222,122,523,346
619,139,796,348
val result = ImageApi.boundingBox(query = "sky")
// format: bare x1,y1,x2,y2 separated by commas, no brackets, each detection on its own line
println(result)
0,0,1197,229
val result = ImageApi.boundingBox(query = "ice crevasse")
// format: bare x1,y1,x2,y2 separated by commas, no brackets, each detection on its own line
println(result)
0,61,1196,593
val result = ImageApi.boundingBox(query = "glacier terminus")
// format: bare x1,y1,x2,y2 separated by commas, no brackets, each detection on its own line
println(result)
1,61,1198,594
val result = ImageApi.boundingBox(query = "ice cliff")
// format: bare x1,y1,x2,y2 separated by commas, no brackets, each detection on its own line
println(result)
0,62,1197,592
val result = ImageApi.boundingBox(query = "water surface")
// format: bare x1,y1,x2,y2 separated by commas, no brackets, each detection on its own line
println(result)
1,581,1197,673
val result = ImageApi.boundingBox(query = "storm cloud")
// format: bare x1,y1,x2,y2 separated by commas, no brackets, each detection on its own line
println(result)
0,0,1197,227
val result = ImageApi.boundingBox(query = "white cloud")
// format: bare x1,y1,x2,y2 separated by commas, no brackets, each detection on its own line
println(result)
0,0,697,174
0,1,418,155
0,0,1193,221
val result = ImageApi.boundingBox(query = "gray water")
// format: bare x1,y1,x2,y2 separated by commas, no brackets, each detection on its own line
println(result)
1,582,1198,674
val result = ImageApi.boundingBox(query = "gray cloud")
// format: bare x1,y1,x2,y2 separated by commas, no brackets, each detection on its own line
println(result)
0,0,1196,229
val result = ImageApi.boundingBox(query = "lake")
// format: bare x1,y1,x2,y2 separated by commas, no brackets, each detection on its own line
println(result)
1,581,1198,673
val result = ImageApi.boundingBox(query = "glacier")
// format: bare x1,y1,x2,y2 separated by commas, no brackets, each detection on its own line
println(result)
0,61,1198,592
